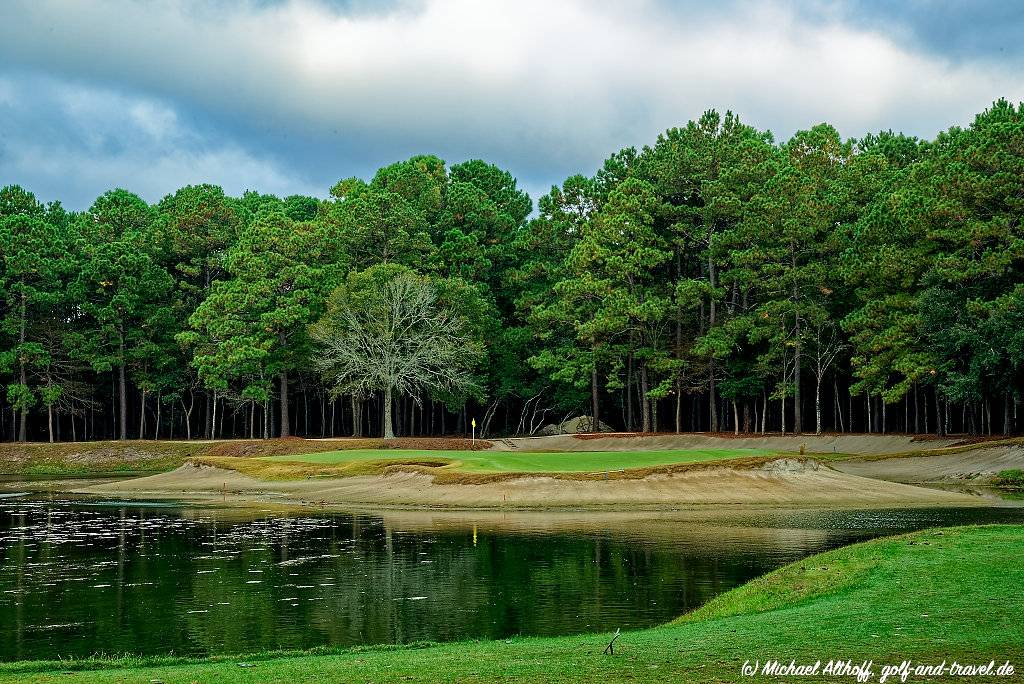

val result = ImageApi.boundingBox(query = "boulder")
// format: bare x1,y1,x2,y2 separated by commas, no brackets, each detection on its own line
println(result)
537,415,614,435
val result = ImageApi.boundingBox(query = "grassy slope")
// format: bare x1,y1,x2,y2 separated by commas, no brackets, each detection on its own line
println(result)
0,441,200,476
0,438,485,476
4,525,1020,683
261,447,771,472
6,435,1018,479
191,447,783,483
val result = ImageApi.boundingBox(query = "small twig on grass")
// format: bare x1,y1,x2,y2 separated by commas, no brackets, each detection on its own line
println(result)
603,628,621,655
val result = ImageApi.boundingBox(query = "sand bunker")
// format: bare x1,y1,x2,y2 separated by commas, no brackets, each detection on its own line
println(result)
834,445,1024,484
82,459,981,510
495,433,961,455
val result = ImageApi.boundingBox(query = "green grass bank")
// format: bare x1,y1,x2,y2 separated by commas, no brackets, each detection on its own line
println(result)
3,524,1020,683
262,446,770,472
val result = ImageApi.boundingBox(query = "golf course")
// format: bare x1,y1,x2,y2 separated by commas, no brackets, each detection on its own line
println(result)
1,433,1022,682
40,433,1013,509
5,3,1024,680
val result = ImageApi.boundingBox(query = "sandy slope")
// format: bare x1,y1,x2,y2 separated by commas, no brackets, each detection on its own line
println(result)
81,459,981,510
834,444,1024,484
494,433,961,454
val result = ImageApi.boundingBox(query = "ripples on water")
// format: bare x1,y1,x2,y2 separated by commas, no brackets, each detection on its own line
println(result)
1,497,1022,661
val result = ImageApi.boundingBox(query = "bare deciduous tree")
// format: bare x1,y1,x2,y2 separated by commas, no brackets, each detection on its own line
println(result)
311,271,481,439
809,320,845,435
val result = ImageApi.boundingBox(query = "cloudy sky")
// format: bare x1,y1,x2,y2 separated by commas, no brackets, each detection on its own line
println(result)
2,0,1023,210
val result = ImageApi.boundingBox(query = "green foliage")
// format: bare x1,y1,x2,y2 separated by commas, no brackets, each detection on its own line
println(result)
844,99,1024,412
4,100,1024,440
184,210,334,400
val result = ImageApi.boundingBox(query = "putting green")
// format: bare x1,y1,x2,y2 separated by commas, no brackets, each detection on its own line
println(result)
262,448,771,473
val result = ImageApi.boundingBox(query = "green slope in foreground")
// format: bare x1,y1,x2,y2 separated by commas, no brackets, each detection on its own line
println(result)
262,447,770,472
5,525,1021,683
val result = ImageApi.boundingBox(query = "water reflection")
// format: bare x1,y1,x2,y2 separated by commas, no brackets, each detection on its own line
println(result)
1,499,1023,661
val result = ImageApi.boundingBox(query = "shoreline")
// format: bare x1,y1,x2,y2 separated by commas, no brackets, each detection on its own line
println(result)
4,525,1021,683
73,460,988,511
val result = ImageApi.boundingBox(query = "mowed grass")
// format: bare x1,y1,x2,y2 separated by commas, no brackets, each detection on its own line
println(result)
260,447,770,473
5,524,1021,683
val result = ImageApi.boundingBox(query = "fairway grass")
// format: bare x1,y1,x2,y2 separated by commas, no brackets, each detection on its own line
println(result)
261,447,771,473
4,524,1021,683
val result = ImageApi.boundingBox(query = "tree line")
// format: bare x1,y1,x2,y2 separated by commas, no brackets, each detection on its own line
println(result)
2,100,1022,442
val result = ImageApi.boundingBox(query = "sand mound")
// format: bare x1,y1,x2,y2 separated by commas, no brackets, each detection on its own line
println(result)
834,445,1024,484
80,461,980,510
759,458,820,473
499,433,961,455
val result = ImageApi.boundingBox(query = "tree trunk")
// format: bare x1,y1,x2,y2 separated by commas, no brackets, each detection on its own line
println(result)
351,395,361,437
781,393,786,435
263,400,270,439
761,391,767,434
639,363,651,433
834,379,844,433
139,389,146,440
675,378,683,433
914,382,920,433
625,353,634,431
18,293,28,442
791,249,802,434
320,396,326,438
211,391,218,439
47,404,54,443
1005,392,1012,436
709,373,718,432
279,371,290,438
182,399,193,440
815,377,822,434
383,386,395,439
1016,396,1021,436
118,347,127,441
590,352,600,430
708,252,718,432
933,386,944,437
793,337,802,433
732,400,739,436
205,392,213,439
303,385,309,437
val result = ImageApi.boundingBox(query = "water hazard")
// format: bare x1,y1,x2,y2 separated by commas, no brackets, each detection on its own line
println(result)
1,497,1023,661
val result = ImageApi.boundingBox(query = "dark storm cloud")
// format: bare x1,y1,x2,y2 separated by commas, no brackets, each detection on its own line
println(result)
1,0,1022,209
835,0,1024,64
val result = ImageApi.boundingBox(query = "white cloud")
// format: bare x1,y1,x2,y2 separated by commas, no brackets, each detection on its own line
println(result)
0,76,319,206
1,0,1022,204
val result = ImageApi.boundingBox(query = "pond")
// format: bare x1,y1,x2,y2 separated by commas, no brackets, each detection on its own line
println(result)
1,495,1023,661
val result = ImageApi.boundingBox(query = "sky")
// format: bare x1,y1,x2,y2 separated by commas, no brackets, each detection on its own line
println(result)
1,0,1023,210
